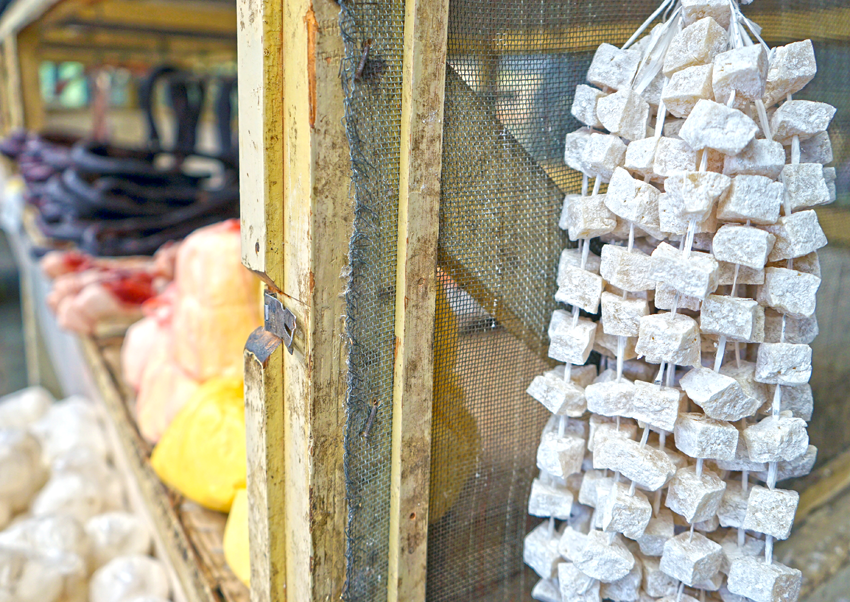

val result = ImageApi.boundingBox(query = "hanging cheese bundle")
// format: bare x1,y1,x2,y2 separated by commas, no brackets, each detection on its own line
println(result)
524,2,833,601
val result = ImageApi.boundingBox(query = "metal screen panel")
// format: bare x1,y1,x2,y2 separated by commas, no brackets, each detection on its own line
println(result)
339,3,405,600
429,3,659,600
339,1,850,600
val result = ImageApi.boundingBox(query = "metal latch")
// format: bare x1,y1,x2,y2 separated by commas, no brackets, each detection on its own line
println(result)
264,291,296,354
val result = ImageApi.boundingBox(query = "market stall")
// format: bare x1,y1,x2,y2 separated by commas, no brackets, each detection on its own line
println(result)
3,0,850,601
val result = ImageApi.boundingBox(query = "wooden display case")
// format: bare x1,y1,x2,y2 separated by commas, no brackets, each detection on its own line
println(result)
0,0,236,134
236,1,850,601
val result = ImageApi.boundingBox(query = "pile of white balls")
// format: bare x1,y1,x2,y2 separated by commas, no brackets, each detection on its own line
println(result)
0,387,172,602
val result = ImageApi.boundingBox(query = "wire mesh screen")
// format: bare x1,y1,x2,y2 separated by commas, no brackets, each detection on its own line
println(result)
778,23,850,469
339,2,404,600
429,3,661,601
339,1,850,601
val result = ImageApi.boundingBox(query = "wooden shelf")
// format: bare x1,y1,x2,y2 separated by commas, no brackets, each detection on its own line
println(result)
82,336,249,602
0,183,248,602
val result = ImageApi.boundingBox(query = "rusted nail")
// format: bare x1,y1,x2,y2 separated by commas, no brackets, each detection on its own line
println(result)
361,402,378,439
354,39,372,82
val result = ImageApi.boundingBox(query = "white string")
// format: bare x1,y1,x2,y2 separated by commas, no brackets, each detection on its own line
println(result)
726,0,738,48
771,382,782,417
616,336,626,382
666,210,696,323
670,294,681,319
655,362,667,385
622,0,676,50
714,336,727,372
571,237,587,329
683,218,697,259
731,261,741,297
755,98,773,139
654,88,669,139
564,234,588,381
737,8,770,51
739,423,749,556
634,8,683,94
662,0,677,22
791,135,801,165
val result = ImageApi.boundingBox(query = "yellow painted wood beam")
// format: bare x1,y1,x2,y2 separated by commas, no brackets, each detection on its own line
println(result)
0,0,62,40
237,0,283,290
387,0,451,598
40,25,236,58
277,0,350,597
38,43,234,68
2,0,235,39
446,8,850,55
17,26,44,131
240,0,350,599
243,329,287,602
3,35,24,129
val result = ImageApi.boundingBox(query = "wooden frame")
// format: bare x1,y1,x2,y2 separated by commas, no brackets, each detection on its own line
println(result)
388,0,451,599
237,0,283,290
240,0,350,599
239,0,451,598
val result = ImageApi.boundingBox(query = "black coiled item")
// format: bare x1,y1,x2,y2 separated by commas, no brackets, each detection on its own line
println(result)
6,65,240,257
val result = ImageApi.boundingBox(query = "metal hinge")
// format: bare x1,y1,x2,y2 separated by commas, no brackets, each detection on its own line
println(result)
264,291,296,354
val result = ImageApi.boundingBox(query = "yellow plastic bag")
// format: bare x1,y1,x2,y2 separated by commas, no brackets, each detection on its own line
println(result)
429,278,479,524
223,488,250,587
150,377,246,512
